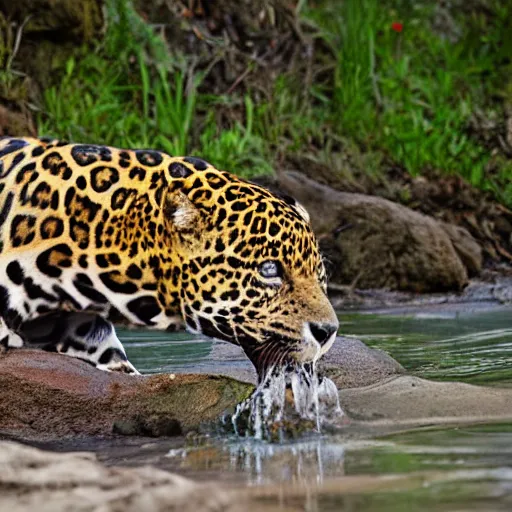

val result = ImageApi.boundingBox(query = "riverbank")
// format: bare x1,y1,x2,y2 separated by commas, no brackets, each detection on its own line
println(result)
1,0,511,295
3,304,512,510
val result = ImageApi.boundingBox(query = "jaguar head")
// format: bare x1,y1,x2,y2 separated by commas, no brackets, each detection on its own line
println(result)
162,159,338,378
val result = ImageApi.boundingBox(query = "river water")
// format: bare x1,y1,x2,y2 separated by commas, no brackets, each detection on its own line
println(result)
117,304,512,511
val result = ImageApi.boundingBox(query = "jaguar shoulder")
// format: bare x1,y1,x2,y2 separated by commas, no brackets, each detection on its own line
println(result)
0,136,338,377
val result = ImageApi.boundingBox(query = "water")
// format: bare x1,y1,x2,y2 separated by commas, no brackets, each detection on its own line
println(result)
230,364,343,440
118,305,512,510
341,307,512,384
121,306,512,384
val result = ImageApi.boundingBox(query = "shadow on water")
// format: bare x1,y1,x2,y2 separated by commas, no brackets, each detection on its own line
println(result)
117,306,512,510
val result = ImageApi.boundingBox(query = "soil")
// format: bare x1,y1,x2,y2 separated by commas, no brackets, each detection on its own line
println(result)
134,0,313,95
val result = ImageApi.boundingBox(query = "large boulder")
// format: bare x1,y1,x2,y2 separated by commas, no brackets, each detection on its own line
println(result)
439,221,483,277
277,171,478,292
318,337,405,388
5,339,512,442
0,349,252,440
0,337,404,440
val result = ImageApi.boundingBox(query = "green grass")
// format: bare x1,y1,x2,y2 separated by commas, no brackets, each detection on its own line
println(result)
38,49,271,175
37,0,271,177
37,0,512,206
303,0,512,204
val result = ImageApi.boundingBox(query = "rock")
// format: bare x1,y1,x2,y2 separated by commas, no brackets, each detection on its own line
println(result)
0,349,252,439
0,441,243,512
440,221,482,277
280,153,512,270
194,336,405,388
277,171,470,292
341,375,512,424
112,414,183,437
318,337,405,388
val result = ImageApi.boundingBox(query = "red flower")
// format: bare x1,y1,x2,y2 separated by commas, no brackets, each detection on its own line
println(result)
391,22,403,33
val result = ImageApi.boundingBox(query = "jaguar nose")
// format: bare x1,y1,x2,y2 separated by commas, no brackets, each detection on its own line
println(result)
308,322,338,346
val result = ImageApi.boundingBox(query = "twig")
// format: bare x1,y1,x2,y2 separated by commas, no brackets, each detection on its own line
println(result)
6,15,31,72
226,66,252,95
185,56,198,97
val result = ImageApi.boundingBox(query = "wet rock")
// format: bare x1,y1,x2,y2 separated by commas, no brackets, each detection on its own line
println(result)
197,336,405,388
112,414,183,437
341,376,512,424
0,349,252,440
319,337,405,388
0,441,243,512
277,171,470,293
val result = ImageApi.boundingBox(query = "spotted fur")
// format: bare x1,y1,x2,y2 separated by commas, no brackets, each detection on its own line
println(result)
0,137,338,376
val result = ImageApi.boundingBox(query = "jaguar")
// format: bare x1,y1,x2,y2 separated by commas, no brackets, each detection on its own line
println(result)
0,136,338,378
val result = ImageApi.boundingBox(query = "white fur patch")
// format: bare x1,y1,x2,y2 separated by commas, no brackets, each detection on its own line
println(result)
172,206,196,229
294,201,310,223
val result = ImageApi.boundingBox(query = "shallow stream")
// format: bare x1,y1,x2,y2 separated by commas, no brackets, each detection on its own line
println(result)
117,304,512,510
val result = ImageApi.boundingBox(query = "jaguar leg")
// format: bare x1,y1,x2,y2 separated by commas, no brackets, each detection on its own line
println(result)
21,312,139,374
0,317,24,351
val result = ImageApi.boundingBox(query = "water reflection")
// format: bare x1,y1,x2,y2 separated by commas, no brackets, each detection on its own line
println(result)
226,440,346,485
162,424,512,484
167,438,346,485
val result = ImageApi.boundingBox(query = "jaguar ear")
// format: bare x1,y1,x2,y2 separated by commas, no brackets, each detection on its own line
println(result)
163,190,201,232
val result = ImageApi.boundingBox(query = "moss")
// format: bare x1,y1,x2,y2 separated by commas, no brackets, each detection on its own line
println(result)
136,374,254,430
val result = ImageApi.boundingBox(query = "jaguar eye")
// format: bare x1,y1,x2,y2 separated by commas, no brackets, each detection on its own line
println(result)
259,260,281,280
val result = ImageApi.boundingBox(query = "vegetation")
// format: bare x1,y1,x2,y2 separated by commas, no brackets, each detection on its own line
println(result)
308,0,512,204
37,0,512,205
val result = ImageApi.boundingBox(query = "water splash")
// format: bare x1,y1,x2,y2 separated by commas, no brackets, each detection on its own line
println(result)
231,363,344,440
